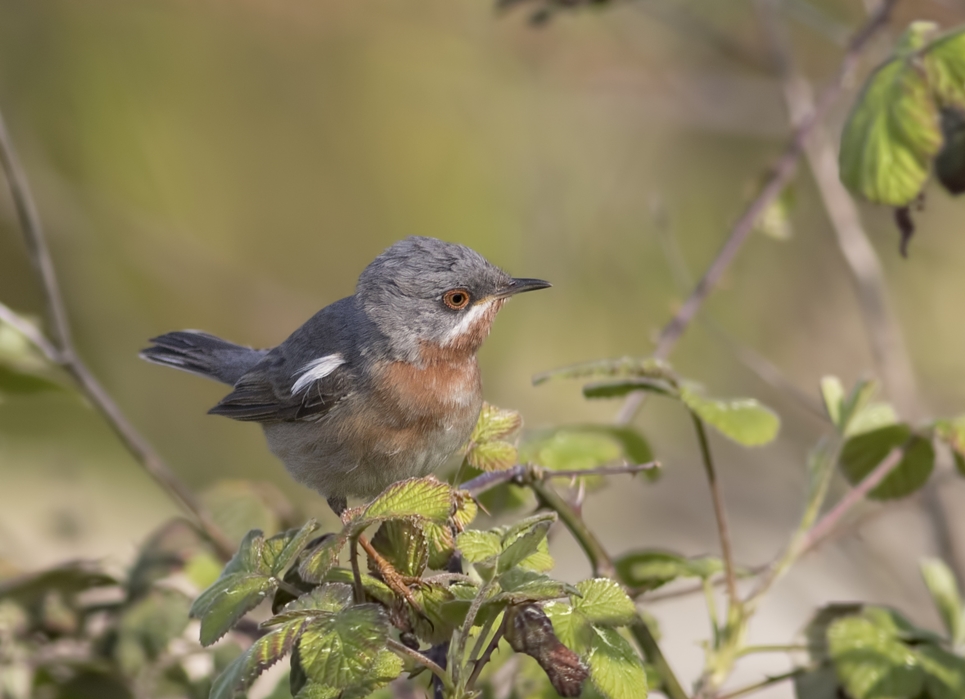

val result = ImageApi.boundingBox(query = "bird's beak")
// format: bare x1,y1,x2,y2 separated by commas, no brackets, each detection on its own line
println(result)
493,277,552,299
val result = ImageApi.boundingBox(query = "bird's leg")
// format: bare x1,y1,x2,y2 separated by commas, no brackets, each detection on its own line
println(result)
357,535,428,612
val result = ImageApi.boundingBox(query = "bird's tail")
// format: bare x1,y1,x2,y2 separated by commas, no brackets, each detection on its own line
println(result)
140,330,266,386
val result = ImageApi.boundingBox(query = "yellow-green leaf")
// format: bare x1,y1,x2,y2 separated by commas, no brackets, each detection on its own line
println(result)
679,385,780,446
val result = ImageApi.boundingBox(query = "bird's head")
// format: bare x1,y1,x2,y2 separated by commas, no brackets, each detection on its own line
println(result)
357,236,550,362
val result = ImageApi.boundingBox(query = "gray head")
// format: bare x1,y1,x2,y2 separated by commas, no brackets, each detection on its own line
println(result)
357,236,549,362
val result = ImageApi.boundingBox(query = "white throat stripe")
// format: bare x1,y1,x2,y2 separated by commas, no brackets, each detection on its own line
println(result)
443,299,494,344
291,354,345,395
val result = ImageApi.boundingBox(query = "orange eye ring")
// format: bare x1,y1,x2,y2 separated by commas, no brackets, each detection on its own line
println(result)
443,289,471,310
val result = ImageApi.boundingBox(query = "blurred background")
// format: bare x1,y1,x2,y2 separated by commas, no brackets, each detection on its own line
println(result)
2,0,965,695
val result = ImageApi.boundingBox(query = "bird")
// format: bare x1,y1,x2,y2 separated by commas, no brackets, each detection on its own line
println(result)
140,236,550,595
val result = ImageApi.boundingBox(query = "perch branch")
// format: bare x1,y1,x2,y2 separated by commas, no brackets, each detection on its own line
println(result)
616,0,900,424
458,461,659,497
0,106,235,561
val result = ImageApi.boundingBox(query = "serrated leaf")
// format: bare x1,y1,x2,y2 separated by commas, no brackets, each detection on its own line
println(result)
457,530,502,564
583,377,678,399
212,618,308,699
544,602,590,652
363,477,454,523
192,522,319,645
827,614,924,699
533,357,676,386
297,604,389,689
615,550,723,591
471,402,523,443
266,583,355,627
193,573,276,646
299,534,347,584
424,492,477,570
408,583,457,645
370,520,428,578
498,513,556,572
574,579,637,627
840,30,942,206
839,425,934,500
520,537,555,572
521,425,653,474
467,440,518,472
680,385,780,446
920,558,965,646
586,626,649,699
925,26,965,111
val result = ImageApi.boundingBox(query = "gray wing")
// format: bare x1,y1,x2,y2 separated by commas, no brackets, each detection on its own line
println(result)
208,297,363,423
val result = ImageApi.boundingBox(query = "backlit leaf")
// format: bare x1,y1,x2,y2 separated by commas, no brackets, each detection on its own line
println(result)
297,604,389,689
680,385,780,446
467,440,518,472
211,618,308,699
615,550,723,591
574,579,637,627
498,513,556,572
586,626,649,699
471,403,523,443
363,477,454,523
370,520,428,578
827,614,924,699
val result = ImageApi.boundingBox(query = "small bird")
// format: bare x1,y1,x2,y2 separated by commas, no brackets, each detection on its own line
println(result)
141,236,550,516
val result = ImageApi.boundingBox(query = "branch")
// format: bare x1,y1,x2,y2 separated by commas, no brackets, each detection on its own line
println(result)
525,478,690,699
756,0,965,591
717,668,805,699
459,461,659,497
0,107,235,561
615,0,900,425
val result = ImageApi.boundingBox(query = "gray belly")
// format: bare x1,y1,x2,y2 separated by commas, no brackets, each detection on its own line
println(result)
262,396,481,501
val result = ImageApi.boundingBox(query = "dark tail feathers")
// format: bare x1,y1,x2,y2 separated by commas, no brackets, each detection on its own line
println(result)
140,330,267,386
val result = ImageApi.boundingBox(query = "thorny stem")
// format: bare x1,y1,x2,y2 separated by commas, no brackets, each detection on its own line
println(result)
691,414,739,609
526,479,689,699
387,639,454,693
615,0,901,425
466,622,506,693
0,107,235,561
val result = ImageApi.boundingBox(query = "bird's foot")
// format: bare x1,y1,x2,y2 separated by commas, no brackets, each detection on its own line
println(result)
358,535,426,613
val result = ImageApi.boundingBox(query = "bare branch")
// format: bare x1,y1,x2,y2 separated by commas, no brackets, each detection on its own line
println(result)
616,0,900,425
459,461,659,497
0,106,235,561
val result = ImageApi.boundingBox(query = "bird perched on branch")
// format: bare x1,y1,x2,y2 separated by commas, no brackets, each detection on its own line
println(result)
141,235,548,522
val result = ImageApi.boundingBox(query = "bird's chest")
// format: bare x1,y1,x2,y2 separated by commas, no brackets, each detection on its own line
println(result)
377,353,482,428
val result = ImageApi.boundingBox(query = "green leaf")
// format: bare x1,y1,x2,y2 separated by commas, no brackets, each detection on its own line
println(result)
201,480,298,546
839,29,942,206
679,385,780,446
543,601,591,652
820,376,846,428
573,579,637,627
925,26,965,111
408,583,457,645
370,520,428,578
583,377,678,399
586,626,649,699
839,425,934,500
191,521,319,645
520,537,555,572
299,534,347,584
495,569,581,605
793,665,842,699
363,476,454,523
917,644,965,699
533,356,676,386
932,416,965,476
615,550,723,591
423,492,477,569
0,318,65,396
115,588,192,674
467,440,518,472
920,558,965,646
265,583,355,627
296,604,389,689
827,614,924,699
754,182,795,240
457,530,502,564
521,425,653,474
471,402,523,443
211,618,308,699
498,513,556,572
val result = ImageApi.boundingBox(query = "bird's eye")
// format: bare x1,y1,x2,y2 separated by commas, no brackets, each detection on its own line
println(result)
443,289,471,310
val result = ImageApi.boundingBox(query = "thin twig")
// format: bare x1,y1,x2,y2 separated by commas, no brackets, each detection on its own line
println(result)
0,108,235,561
615,0,900,425
466,623,506,692
717,668,805,699
387,639,453,693
459,461,659,497
757,0,965,591
691,415,739,608
800,446,905,553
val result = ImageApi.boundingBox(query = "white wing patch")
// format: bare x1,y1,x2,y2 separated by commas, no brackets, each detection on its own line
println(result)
443,299,495,345
291,354,345,395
